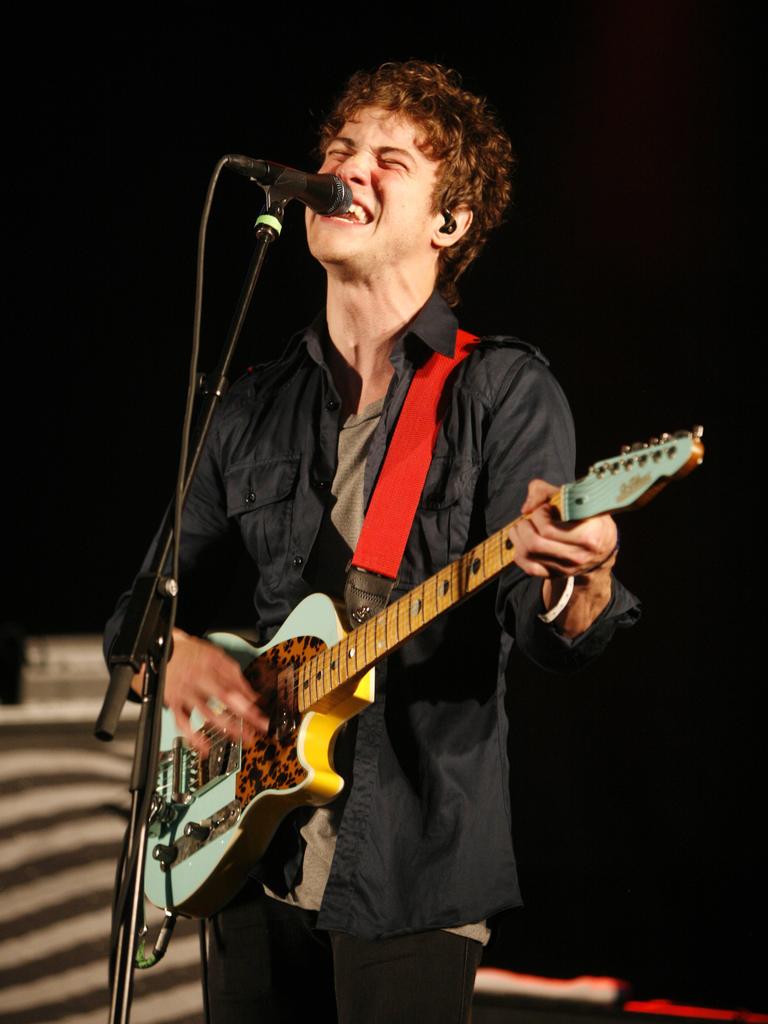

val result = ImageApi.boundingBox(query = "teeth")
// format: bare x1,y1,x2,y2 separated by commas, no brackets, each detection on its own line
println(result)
345,202,367,223
326,201,369,223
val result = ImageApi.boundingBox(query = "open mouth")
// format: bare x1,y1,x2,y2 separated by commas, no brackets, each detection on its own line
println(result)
327,201,372,225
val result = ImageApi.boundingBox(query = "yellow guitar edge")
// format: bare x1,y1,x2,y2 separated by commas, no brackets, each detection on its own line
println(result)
300,666,375,801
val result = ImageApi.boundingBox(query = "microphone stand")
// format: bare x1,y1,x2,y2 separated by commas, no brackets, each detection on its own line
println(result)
96,192,290,1024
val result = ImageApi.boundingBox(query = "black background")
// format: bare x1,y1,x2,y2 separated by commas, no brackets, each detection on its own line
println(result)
7,1,763,1012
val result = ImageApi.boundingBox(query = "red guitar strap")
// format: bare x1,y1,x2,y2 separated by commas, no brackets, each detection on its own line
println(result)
344,328,478,624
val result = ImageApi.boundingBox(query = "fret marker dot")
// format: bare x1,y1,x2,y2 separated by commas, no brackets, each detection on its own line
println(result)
505,538,513,550
472,558,481,574
348,647,355,658
377,640,384,649
411,599,421,616
441,580,449,595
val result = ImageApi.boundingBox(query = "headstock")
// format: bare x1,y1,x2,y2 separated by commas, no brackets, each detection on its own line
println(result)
559,426,705,522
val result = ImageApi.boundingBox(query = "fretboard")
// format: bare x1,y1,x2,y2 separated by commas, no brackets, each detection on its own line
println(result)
296,520,518,712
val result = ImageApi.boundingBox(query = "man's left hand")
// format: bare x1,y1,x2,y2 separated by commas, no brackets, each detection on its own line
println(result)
507,479,618,637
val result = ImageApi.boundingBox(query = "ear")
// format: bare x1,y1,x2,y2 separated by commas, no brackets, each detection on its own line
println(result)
431,206,473,250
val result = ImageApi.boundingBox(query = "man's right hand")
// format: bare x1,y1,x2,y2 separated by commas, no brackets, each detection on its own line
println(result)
131,628,270,752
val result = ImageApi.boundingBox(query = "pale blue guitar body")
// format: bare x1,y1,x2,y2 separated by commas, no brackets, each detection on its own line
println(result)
144,593,375,917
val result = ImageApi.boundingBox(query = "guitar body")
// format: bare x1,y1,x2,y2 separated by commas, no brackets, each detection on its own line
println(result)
144,593,375,918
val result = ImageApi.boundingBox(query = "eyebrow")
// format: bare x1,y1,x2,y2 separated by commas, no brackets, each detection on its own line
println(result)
326,137,417,164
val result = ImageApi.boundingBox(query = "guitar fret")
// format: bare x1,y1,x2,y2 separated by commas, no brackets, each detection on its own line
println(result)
306,657,315,708
311,655,321,709
409,585,424,631
338,636,350,685
465,553,473,593
313,654,323,708
386,604,398,649
347,630,360,676
319,652,329,701
449,560,460,602
421,582,429,621
483,538,495,576
401,592,412,639
485,537,497,575
336,636,346,685
297,663,305,712
375,612,388,657
321,652,330,701
298,663,305,712
366,617,377,663
439,569,452,608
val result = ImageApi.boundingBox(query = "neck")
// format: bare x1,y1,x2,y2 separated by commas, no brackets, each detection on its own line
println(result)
324,275,435,415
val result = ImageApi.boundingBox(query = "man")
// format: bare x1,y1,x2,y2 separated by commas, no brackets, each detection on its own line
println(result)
106,61,638,1023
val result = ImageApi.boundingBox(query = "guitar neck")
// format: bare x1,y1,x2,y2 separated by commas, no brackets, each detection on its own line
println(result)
295,427,704,712
296,519,517,711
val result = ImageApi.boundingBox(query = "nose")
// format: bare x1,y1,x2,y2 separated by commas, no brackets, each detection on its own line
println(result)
336,152,371,188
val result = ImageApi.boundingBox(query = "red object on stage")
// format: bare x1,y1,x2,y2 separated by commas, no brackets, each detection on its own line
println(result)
624,1000,768,1022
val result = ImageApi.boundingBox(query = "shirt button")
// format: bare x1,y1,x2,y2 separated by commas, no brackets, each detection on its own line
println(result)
244,491,256,503
292,555,304,569
317,479,330,490
326,399,340,411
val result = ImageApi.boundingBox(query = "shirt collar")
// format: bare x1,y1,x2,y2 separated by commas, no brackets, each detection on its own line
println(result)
290,290,460,367
401,290,459,357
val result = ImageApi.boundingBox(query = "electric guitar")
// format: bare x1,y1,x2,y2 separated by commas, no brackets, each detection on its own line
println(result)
144,428,704,918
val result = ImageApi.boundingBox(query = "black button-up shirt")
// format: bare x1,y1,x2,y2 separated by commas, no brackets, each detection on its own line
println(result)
106,291,639,939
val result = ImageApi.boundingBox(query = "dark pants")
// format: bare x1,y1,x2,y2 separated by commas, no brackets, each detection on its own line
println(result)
205,879,483,1023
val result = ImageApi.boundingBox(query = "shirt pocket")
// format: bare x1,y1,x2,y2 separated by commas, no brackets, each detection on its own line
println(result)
398,455,481,585
225,455,300,586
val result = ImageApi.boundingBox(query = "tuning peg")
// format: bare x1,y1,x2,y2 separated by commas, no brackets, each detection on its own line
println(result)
693,424,704,438
649,436,659,446
620,444,631,455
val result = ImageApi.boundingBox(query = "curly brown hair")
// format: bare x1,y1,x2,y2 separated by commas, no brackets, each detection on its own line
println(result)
317,60,515,307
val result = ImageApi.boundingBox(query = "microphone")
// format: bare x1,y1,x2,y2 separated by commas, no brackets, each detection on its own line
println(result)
225,155,353,216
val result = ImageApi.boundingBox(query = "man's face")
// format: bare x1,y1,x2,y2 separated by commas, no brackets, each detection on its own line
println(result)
306,107,444,285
